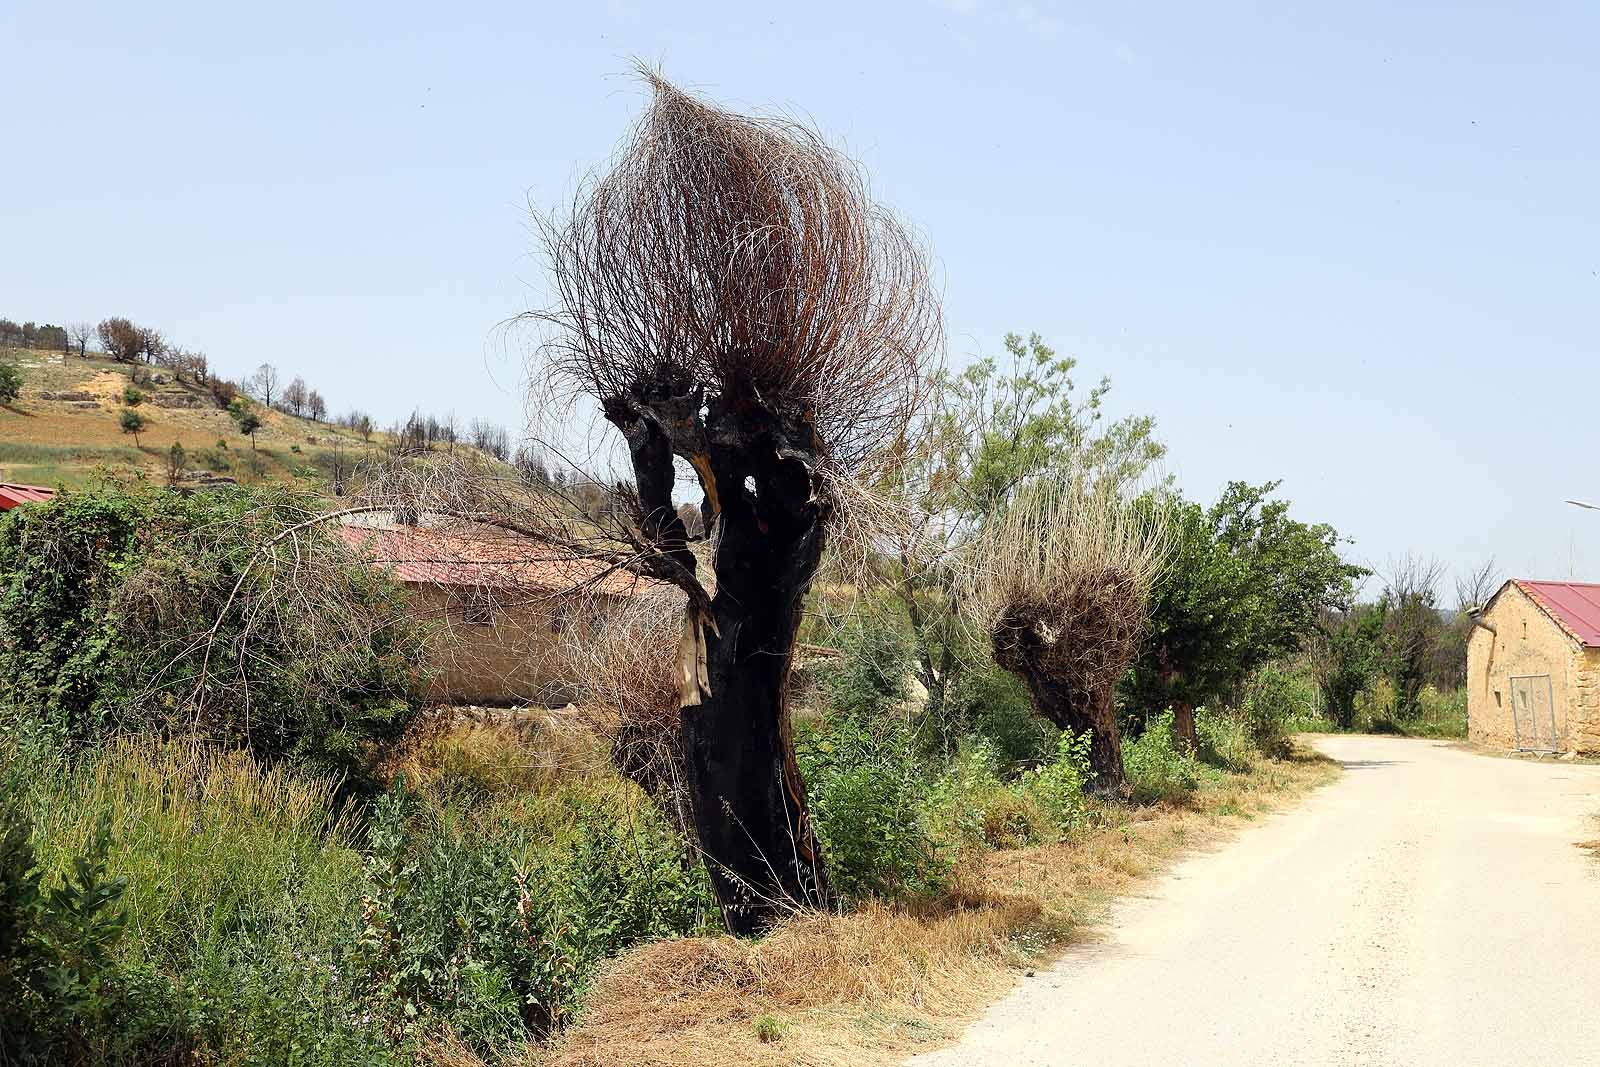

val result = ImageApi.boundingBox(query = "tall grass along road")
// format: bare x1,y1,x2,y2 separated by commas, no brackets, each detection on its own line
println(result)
910,736,1600,1067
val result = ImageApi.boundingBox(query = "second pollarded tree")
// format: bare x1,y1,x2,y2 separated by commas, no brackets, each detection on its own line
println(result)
961,475,1167,794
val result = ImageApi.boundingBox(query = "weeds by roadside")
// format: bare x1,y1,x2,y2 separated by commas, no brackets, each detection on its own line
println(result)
541,747,1337,1067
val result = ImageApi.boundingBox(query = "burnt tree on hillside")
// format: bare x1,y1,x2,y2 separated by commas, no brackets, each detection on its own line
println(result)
97,318,143,363
532,71,940,933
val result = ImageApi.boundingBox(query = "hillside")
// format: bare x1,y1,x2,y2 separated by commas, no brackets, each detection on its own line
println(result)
0,347,380,489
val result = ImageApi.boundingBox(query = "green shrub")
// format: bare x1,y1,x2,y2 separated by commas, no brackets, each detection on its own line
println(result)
1410,685,1467,737
818,619,913,720
1020,730,1092,834
1239,662,1317,757
753,1014,789,1043
798,712,947,905
1195,708,1255,772
359,779,712,1044
13,739,402,1064
0,360,21,404
122,385,143,406
926,739,1042,850
8,732,709,1061
1123,710,1207,803
947,661,1057,768
0,485,423,777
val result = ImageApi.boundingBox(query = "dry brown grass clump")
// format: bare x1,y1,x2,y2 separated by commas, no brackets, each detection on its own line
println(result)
528,751,1337,1067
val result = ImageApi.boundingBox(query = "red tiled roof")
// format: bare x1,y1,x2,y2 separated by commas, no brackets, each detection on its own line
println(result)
1514,580,1600,648
333,524,657,599
0,483,55,510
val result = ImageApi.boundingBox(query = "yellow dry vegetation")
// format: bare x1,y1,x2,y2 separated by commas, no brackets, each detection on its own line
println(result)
524,752,1337,1067
0,349,378,486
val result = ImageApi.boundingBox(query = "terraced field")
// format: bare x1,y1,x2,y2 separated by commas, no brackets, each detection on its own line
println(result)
0,348,377,487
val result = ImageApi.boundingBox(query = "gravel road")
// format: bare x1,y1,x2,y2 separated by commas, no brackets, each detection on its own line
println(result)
908,735,1600,1066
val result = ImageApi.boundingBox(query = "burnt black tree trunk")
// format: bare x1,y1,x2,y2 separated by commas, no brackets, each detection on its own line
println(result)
605,376,830,935
992,619,1128,796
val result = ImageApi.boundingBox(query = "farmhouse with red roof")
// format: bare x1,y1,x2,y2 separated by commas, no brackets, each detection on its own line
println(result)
1467,579,1600,753
335,520,667,706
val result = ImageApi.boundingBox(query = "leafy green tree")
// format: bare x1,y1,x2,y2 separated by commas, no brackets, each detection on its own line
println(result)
166,441,187,487
892,332,1164,736
0,361,20,405
1314,605,1384,728
1375,555,1447,718
235,409,262,450
118,408,146,448
1125,482,1366,747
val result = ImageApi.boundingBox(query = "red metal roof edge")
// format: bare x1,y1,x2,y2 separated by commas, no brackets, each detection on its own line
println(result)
332,523,658,599
0,483,57,507
1511,579,1600,648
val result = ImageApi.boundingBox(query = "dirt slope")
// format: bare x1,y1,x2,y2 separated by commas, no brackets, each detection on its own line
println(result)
0,348,375,487
909,735,1600,1067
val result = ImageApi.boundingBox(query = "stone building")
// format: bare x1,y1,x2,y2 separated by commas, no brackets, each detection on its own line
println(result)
335,522,664,706
1466,579,1600,753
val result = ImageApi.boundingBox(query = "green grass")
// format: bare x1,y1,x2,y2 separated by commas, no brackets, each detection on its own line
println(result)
0,441,144,465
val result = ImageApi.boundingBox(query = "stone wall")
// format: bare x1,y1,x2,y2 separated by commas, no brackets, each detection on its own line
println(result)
1466,584,1597,752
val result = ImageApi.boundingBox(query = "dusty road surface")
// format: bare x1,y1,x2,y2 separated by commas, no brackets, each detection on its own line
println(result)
909,736,1600,1067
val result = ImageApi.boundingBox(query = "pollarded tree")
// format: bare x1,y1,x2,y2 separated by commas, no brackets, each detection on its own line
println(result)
533,71,940,932
961,475,1166,794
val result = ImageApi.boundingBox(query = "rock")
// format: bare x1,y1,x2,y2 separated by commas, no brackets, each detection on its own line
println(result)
153,393,203,408
39,390,95,401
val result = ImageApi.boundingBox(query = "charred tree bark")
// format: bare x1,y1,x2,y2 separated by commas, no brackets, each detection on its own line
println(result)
992,622,1128,796
606,380,830,935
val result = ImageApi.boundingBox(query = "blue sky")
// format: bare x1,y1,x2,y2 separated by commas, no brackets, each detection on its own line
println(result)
4,1,1596,592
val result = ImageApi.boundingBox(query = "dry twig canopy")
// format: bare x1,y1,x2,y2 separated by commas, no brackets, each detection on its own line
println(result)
537,66,940,481
962,476,1168,697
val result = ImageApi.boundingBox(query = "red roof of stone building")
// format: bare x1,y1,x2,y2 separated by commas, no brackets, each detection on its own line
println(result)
0,483,56,510
333,523,657,599
1514,580,1600,648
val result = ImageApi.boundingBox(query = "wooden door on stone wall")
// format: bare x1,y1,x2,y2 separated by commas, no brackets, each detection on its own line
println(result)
1510,674,1560,751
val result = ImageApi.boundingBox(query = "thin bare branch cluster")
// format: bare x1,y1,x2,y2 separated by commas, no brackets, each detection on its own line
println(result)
554,588,693,831
533,66,941,486
961,476,1169,700
110,492,420,746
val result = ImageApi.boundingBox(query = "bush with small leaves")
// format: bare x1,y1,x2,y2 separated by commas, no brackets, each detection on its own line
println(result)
1240,662,1318,757
1195,708,1256,772
1122,710,1208,804
798,711,948,904
118,408,146,446
0,361,21,405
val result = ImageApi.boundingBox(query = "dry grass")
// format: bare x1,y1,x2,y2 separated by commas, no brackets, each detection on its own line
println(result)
525,749,1337,1067
375,705,614,795
0,349,379,486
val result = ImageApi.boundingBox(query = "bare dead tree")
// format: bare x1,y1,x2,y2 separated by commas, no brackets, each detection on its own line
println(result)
97,317,143,363
527,69,941,932
960,475,1167,794
1456,556,1500,616
68,321,94,357
249,363,280,407
1380,554,1448,717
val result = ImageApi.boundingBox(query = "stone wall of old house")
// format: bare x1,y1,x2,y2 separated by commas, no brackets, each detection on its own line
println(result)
1574,648,1600,753
1468,584,1599,753
408,585,619,706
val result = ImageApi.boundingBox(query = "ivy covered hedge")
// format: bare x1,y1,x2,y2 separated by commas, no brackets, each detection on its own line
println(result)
0,484,424,776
